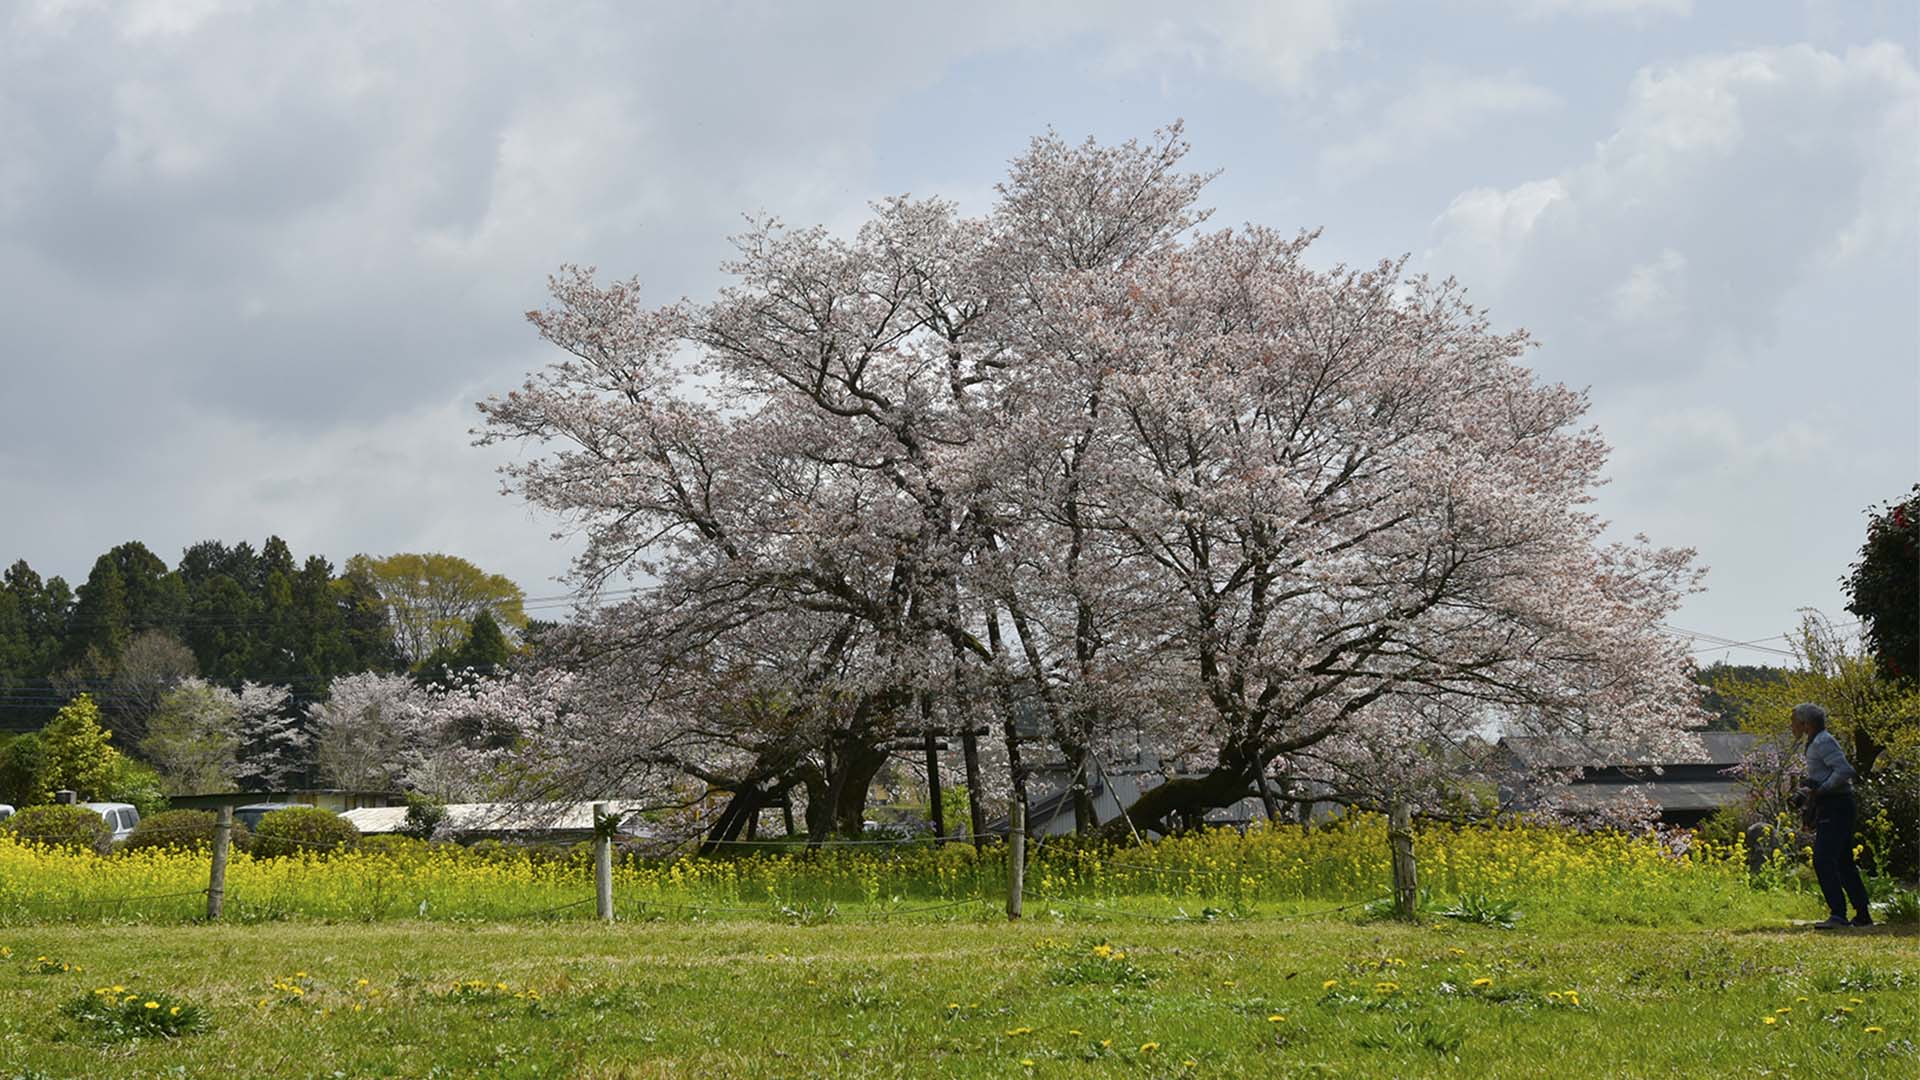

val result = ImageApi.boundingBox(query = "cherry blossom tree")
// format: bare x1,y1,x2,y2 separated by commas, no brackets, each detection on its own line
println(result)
475,124,1704,847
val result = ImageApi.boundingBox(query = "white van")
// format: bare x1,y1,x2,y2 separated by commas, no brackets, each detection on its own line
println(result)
81,802,140,844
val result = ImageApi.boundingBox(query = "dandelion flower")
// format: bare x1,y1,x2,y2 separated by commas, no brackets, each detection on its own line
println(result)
1448,947,1466,957
1322,979,1339,990
1100,1039,1112,1049
1139,1042,1159,1053
144,1001,158,1009
1267,1014,1287,1023
1865,1026,1884,1034
169,1006,180,1016
1020,1059,1034,1067
1373,982,1399,994
1775,1007,1792,1015
1761,1017,1778,1026
1849,997,1865,1005
1472,978,1493,988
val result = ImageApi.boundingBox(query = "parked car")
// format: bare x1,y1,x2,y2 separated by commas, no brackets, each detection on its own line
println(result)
234,802,315,830
0,803,14,822
81,802,141,844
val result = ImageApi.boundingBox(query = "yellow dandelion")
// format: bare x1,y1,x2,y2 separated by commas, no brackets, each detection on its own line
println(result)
1267,1014,1287,1023
1838,1007,1853,1015
1795,996,1808,1003
143,1001,158,1009
1761,1017,1778,1026
1472,978,1493,988
1220,980,1237,988
1139,1042,1159,1053
1373,981,1399,994
1100,1039,1112,1048
1865,1026,1884,1034
1321,978,1339,990
1546,992,1563,1002
169,1006,180,1016
1566,991,1580,1006
294,970,307,978
1068,1029,1082,1036
1775,1007,1792,1015
1448,947,1466,957
1020,1059,1034,1068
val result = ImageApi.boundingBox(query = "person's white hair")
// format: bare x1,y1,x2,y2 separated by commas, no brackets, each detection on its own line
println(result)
1792,702,1829,731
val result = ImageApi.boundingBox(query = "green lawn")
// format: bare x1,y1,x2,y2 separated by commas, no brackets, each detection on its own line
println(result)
0,916,1912,1078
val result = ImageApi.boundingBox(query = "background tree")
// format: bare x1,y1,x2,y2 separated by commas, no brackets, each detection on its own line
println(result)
1695,662,1787,731
228,682,302,791
140,678,244,795
38,693,120,801
309,673,428,791
99,629,198,744
345,553,527,667
1845,483,1918,685
1713,610,1920,776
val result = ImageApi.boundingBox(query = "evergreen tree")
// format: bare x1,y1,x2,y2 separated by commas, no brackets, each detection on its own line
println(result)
39,693,120,801
65,556,129,667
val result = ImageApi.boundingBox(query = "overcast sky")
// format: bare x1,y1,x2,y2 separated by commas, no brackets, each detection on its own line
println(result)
2,0,1914,661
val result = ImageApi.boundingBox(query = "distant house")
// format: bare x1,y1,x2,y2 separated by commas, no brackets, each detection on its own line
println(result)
1495,732,1756,827
168,789,404,815
340,800,658,843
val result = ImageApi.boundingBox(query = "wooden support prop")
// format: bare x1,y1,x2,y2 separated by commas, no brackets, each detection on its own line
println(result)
206,804,232,921
593,802,615,923
1006,799,1025,921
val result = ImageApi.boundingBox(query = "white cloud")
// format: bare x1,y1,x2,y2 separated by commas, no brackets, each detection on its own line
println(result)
1093,0,1356,93
1428,43,1920,383
1503,0,1691,19
1321,70,1561,180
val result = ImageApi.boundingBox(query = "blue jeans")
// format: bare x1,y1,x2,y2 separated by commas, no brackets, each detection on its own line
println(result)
1812,792,1870,921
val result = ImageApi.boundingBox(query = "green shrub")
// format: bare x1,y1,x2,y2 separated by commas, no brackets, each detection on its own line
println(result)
401,791,447,840
358,834,432,859
251,807,359,858
3,804,111,853
104,758,170,820
122,810,251,853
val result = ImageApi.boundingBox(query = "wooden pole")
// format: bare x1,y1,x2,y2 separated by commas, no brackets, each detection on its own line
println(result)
1388,799,1419,922
593,802,614,923
206,804,231,921
1005,799,1025,921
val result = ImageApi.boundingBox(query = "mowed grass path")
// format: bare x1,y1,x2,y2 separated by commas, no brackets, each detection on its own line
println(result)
0,916,1914,1079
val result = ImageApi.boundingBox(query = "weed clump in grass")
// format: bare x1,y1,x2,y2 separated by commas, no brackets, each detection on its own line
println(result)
62,987,206,1040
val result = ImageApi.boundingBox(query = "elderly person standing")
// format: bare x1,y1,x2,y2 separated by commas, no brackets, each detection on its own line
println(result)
1793,703,1872,929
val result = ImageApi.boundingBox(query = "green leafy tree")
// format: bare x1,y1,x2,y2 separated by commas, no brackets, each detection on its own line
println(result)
1694,662,1786,731
38,693,121,802
1713,611,1920,776
140,679,242,795
1845,484,1919,685
346,553,527,666
0,733,46,806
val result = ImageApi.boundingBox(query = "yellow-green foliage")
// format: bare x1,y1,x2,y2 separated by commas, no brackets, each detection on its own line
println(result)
0,815,1769,926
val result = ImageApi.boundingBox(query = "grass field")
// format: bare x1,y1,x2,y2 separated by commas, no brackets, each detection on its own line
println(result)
0,915,1914,1078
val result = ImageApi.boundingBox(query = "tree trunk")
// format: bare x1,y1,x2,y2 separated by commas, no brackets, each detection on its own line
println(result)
1098,767,1255,840
1388,799,1419,922
1254,768,1281,823
962,723,986,849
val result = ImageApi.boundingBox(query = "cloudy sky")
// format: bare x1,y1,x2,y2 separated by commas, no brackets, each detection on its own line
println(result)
2,0,1914,661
